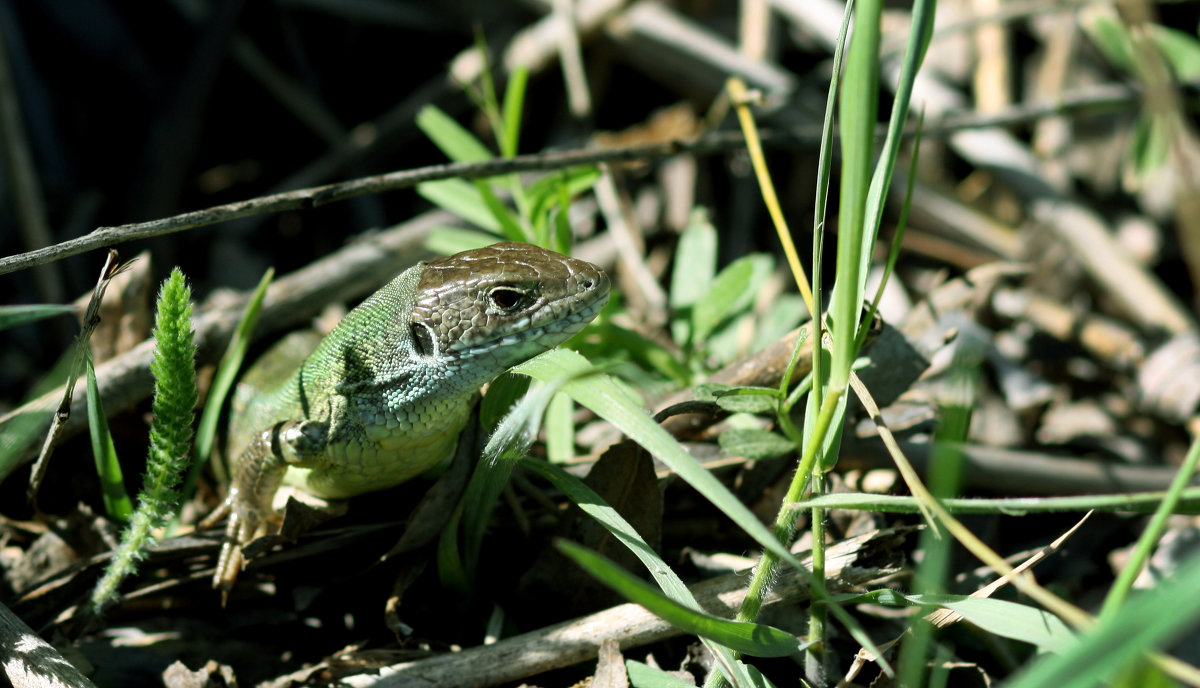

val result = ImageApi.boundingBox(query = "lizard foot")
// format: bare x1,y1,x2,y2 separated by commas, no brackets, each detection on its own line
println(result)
212,491,274,605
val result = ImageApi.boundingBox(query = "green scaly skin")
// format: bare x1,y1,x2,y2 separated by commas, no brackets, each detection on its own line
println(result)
214,242,609,595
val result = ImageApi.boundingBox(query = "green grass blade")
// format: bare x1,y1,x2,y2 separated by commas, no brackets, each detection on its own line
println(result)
828,0,881,387
474,179,529,242
416,104,492,162
424,227,502,256
1101,433,1200,618
839,590,1075,654
797,490,1200,514
187,267,274,494
856,0,935,298
691,255,771,344
514,350,816,582
593,322,691,385
670,210,718,310
526,166,600,223
86,353,132,521
627,660,701,688
518,351,888,673
1007,547,1200,688
501,67,528,158
0,304,78,331
557,540,806,658
521,457,754,686
418,179,502,233
543,392,575,463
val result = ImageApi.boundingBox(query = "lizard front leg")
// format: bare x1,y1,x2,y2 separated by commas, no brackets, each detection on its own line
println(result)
214,419,329,600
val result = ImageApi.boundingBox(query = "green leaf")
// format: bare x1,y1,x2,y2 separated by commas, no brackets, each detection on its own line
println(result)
474,180,529,242
670,210,718,310
424,226,502,256
839,590,1075,654
1128,114,1170,179
0,304,78,331
692,255,771,344
1082,8,1135,73
87,353,132,521
719,429,795,461
436,499,469,593
753,295,808,354
479,372,532,434
188,267,274,494
513,350,817,579
416,104,493,162
516,349,886,678
700,384,780,415
527,167,601,224
1007,547,1200,688
557,540,805,658
544,392,575,463
626,660,698,688
417,179,501,232
1153,25,1200,80
594,322,691,385
520,458,752,687
500,67,528,158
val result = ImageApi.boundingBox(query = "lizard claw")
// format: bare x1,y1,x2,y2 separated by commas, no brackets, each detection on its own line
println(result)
212,489,269,605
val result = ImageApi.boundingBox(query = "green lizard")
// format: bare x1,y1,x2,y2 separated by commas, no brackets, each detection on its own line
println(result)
213,242,609,595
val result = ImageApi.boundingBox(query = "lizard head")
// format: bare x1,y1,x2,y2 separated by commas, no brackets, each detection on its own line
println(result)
407,242,610,388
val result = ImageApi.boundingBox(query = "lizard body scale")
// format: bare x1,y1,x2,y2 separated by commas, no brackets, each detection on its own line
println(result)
214,242,609,594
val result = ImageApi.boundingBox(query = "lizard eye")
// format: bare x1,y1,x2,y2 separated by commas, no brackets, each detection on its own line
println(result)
489,286,527,312
411,323,435,357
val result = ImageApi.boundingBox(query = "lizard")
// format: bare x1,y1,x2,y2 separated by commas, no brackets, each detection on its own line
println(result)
212,242,610,596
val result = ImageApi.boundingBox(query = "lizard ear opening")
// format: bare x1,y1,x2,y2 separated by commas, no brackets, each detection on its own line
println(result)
411,323,436,357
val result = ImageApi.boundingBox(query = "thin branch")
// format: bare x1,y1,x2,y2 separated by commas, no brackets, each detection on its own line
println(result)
0,81,1152,277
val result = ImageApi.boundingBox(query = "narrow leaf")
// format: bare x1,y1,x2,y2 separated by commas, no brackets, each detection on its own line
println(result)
0,304,78,331
417,179,501,232
416,104,492,162
87,354,132,521
557,540,804,658
188,267,274,493
719,429,795,461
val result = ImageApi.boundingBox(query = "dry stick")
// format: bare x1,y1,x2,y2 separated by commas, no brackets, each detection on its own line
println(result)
0,83,1147,278
839,514,1090,686
0,134,744,277
848,372,1200,686
337,528,905,688
0,601,98,688
27,251,123,505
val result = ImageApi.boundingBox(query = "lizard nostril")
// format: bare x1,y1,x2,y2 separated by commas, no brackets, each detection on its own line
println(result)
582,279,594,290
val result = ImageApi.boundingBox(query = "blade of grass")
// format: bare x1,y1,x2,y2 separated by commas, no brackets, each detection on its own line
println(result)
521,458,753,686
416,104,492,163
0,304,78,331
514,350,888,674
86,352,132,521
839,590,1075,654
557,540,807,658
797,489,1200,514
418,179,502,233
500,67,528,159
1100,425,1200,619
1007,545,1200,688
187,267,273,494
